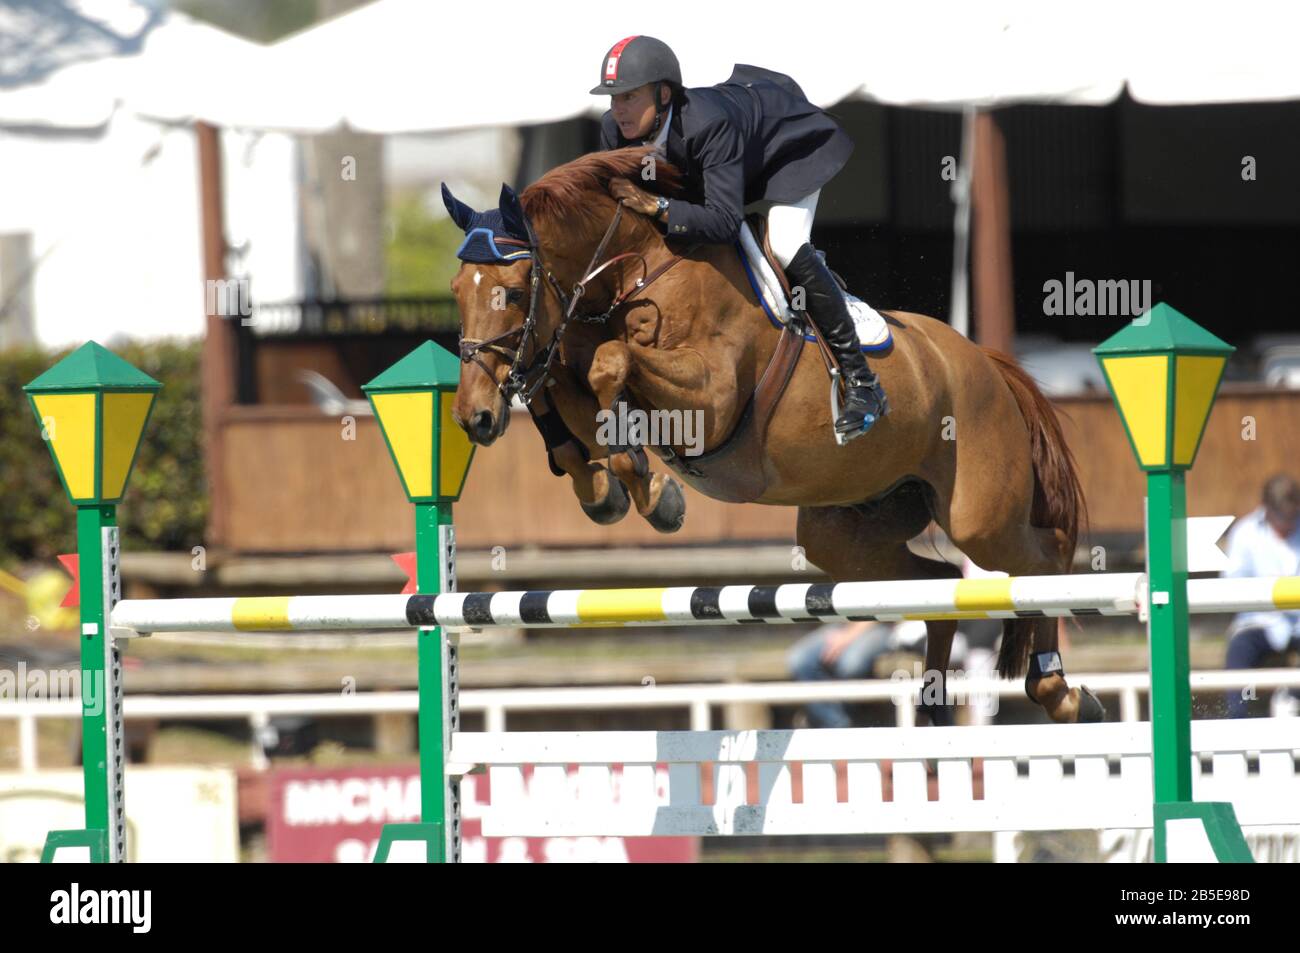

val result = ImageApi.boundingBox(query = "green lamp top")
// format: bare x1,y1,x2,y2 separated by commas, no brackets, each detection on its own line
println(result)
362,340,461,394
1093,302,1234,358
24,341,161,393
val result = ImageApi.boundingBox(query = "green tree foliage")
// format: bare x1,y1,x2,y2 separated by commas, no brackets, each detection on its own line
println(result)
387,190,464,297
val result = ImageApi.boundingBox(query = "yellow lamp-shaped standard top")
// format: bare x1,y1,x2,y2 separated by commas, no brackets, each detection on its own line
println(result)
24,342,161,505
363,341,474,503
1093,303,1233,472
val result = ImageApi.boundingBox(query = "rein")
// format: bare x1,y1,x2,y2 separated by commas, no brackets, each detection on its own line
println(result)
459,201,697,408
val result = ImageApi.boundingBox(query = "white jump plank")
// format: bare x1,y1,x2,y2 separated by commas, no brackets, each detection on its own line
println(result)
463,719,1300,839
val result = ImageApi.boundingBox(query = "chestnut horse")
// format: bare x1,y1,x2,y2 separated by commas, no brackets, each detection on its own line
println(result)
444,147,1100,725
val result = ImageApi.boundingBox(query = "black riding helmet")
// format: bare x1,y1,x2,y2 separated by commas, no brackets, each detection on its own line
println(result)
589,35,681,94
590,35,681,134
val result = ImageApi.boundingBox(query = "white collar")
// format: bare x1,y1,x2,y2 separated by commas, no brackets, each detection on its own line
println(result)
644,104,673,148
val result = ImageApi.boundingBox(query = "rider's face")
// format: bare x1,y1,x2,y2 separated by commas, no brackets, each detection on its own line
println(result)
610,83,664,140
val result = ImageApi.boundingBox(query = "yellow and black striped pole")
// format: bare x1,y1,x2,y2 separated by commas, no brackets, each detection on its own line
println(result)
106,573,1300,635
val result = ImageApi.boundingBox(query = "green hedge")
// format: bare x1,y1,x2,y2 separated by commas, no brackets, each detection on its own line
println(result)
1,340,207,565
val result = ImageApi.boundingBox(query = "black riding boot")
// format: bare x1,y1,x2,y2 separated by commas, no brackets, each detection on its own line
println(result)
786,243,888,440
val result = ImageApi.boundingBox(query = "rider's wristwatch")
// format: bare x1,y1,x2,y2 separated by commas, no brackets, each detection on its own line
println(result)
654,196,670,221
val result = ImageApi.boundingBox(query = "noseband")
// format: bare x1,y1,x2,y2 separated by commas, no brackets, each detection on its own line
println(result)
459,201,695,409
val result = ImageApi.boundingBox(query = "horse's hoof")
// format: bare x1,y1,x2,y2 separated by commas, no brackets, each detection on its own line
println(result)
645,476,686,533
916,702,955,728
580,471,631,525
1076,685,1106,723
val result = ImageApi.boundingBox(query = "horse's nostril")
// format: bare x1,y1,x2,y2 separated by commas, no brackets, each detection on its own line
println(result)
470,410,495,440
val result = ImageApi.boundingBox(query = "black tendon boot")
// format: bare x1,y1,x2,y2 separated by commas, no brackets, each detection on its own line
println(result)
786,243,888,440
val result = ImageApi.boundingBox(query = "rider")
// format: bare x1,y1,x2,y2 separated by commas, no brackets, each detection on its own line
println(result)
591,35,888,441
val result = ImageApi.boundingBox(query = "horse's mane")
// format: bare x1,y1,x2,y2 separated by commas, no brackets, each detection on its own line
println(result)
521,146,683,240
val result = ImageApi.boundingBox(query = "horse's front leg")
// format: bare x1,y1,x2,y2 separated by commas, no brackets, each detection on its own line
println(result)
529,381,631,526
587,339,688,532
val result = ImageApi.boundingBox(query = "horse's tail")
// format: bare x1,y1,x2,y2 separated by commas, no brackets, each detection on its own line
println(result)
981,348,1089,679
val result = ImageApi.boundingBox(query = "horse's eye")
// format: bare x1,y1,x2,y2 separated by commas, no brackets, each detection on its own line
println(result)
505,288,525,306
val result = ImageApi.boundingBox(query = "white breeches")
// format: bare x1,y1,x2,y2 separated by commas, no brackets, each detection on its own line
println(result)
746,190,820,268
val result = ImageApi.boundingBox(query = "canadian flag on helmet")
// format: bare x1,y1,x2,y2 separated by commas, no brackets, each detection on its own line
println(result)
604,36,638,80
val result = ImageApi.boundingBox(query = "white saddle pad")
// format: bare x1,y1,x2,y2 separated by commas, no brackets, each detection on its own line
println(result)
738,221,891,349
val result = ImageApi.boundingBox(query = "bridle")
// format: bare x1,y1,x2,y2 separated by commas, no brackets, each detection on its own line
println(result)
459,201,695,409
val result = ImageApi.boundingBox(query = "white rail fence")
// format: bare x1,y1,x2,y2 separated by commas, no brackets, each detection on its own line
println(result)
3,670,1298,772
457,718,1300,838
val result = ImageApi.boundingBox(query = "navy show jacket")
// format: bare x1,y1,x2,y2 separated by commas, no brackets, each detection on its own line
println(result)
599,64,854,244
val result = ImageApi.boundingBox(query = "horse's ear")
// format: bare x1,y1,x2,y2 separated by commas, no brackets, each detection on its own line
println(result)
441,183,477,232
498,183,529,241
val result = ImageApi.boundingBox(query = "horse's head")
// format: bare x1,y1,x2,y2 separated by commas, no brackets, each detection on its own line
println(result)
442,182,541,444
444,147,681,445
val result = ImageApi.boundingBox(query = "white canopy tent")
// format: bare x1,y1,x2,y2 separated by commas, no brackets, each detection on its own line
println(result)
9,0,1299,144
154,0,1300,134
224,0,1300,338
0,0,300,348
0,0,273,130
206,0,1131,134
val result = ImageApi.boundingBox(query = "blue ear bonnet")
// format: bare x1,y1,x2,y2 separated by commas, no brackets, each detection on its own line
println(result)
442,182,533,264
455,225,532,264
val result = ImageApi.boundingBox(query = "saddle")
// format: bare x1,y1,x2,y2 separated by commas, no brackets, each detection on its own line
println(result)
648,215,848,502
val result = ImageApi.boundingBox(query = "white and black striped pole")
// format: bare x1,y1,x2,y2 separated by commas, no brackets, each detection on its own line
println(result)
107,573,1300,634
